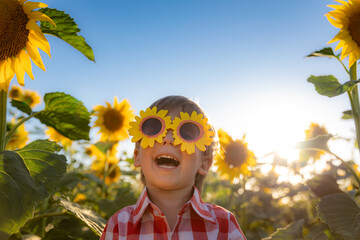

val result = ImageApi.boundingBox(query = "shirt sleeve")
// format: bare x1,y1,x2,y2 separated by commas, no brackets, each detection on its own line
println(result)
100,213,118,240
228,212,247,240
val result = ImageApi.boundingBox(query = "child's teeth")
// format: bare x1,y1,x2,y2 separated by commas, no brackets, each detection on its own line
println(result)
158,164,176,169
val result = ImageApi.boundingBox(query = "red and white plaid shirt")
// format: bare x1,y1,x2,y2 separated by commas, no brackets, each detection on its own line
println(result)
100,187,246,240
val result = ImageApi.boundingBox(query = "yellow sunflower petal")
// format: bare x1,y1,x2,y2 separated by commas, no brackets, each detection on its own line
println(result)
11,56,26,86
19,50,34,80
23,2,48,14
0,60,15,91
26,42,46,71
28,11,56,26
28,30,51,57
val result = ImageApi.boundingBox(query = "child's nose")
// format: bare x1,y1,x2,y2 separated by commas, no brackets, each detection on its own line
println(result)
162,129,174,145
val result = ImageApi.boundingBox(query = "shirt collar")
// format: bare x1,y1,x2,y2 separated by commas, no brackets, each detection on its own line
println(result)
132,187,216,225
189,187,216,223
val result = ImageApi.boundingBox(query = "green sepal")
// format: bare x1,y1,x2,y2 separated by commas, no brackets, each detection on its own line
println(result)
0,140,67,238
39,8,95,62
10,100,32,115
308,75,360,98
306,47,338,59
59,198,106,236
262,219,305,240
35,92,90,140
318,193,360,240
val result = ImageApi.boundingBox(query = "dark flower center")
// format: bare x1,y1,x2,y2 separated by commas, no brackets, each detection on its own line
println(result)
349,12,360,47
9,88,21,98
224,141,248,168
0,0,29,61
103,109,124,131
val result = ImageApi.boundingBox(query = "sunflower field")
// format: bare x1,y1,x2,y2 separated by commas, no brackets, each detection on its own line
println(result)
2,0,360,240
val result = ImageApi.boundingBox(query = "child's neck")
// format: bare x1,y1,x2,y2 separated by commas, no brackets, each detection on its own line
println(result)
146,185,194,231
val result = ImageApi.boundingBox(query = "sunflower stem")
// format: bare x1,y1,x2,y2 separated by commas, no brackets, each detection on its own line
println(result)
329,150,360,188
0,90,7,151
4,111,40,147
336,56,350,75
348,64,360,154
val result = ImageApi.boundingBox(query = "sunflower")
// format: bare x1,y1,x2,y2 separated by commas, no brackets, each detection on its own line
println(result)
0,0,55,91
93,97,134,142
299,123,328,161
45,127,72,147
326,0,360,67
171,111,214,154
214,129,256,182
8,85,23,99
90,154,121,185
8,85,41,108
129,107,171,148
22,89,41,108
6,119,29,150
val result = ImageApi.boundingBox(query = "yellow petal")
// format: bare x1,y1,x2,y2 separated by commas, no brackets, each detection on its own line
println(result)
0,61,14,91
28,30,51,57
28,11,56,26
26,41,46,71
12,56,25,86
19,0,28,5
19,50,34,80
23,2,48,14
26,19,42,33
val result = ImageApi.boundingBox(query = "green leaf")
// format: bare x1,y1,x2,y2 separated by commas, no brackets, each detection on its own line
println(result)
262,219,305,240
35,92,90,140
307,75,360,97
318,193,360,240
59,198,106,236
10,100,32,115
296,134,332,152
39,8,95,62
0,140,67,238
307,47,337,59
307,174,343,197
342,110,353,120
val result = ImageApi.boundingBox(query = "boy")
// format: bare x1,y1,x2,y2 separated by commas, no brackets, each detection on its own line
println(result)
100,96,246,240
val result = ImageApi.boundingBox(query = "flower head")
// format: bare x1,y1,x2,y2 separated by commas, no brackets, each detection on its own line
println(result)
8,85,41,108
214,129,256,182
8,85,23,99
326,0,360,67
93,97,134,142
300,123,328,161
0,0,55,91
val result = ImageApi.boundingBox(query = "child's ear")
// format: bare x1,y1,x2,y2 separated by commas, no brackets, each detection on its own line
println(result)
133,143,141,167
198,155,212,176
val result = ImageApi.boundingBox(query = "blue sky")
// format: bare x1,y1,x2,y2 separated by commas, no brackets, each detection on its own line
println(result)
17,0,356,158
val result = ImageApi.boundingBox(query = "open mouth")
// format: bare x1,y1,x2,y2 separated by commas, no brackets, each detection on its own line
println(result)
155,155,180,169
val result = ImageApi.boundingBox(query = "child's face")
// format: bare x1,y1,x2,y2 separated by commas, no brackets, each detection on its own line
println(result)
134,107,212,191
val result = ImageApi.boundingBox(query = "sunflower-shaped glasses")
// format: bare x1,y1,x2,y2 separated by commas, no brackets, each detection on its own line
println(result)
128,107,214,154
